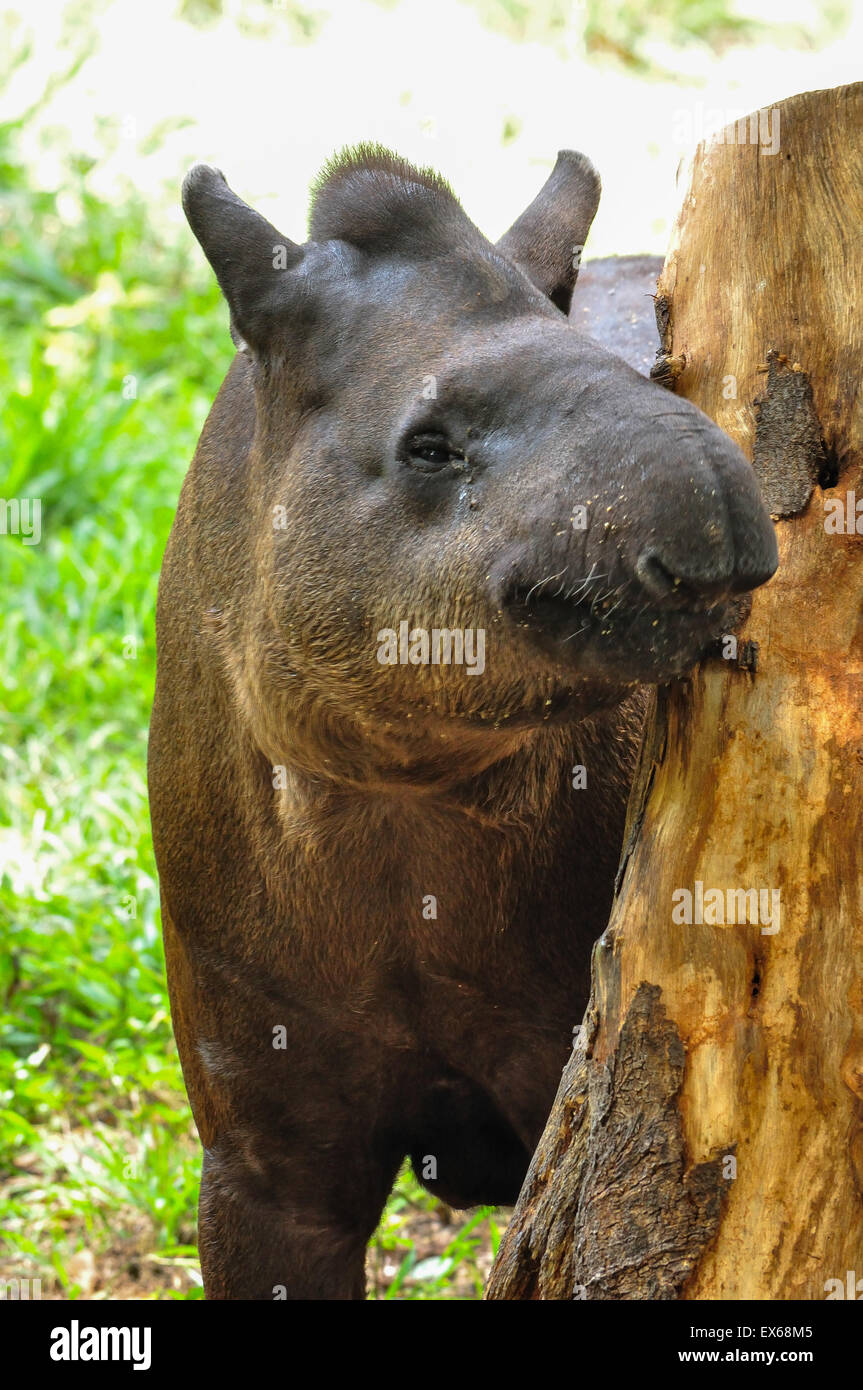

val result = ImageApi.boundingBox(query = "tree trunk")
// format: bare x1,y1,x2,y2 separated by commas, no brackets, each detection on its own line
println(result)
486,82,863,1302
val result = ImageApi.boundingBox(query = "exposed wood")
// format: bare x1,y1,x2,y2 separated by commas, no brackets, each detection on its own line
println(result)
487,82,863,1301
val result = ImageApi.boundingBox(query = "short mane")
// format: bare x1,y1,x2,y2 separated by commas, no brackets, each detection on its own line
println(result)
308,142,476,254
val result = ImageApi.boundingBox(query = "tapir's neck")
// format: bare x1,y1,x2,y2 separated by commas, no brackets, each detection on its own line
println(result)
253,694,645,976
275,699,636,828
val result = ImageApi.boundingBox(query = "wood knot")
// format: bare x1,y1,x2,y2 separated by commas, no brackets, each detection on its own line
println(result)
841,1046,863,1102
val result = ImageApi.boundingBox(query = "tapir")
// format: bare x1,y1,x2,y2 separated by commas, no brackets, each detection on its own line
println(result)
148,145,778,1299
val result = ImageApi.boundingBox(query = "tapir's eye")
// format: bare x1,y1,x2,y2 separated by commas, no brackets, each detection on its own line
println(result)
404,431,464,474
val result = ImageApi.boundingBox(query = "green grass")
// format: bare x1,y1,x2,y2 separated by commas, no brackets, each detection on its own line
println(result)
0,31,500,1301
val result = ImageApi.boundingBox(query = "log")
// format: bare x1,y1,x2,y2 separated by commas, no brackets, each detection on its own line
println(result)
486,82,863,1301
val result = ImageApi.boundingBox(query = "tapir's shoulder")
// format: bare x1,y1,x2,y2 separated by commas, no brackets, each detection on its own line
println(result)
198,352,257,466
160,353,256,613
176,353,256,521
569,254,663,377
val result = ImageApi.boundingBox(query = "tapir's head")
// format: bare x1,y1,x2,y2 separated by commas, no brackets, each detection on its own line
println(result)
182,147,777,766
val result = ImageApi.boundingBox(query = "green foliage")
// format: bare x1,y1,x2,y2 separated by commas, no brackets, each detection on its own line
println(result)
465,0,849,71
0,33,222,1297
0,33,493,1301
369,1166,500,1300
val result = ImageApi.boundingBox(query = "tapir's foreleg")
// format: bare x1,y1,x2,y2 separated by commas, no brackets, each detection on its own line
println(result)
162,908,401,1300
197,1137,397,1300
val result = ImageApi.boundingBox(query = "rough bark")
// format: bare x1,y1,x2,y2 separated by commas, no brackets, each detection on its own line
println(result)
486,82,863,1301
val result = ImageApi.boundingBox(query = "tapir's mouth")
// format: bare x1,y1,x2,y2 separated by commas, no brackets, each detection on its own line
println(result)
499,579,744,686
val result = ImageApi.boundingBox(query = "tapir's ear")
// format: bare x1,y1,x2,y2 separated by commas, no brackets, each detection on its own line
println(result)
497,151,601,314
182,164,303,352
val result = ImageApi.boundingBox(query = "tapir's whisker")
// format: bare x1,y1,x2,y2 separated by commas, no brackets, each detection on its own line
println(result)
524,568,568,604
603,584,629,619
562,620,591,643
566,562,608,604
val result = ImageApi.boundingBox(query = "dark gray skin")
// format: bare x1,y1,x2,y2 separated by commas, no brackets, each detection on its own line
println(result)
148,146,777,1300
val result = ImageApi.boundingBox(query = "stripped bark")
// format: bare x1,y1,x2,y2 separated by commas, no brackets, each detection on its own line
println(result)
486,82,863,1301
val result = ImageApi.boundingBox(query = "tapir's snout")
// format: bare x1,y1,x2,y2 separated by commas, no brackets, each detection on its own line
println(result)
631,434,779,608
494,388,778,686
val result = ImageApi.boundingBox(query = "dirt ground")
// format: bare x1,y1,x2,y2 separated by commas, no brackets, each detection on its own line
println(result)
5,1201,506,1301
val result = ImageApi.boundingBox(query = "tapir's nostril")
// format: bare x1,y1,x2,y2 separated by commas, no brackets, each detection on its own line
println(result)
636,528,778,606
636,550,731,607
635,537,777,608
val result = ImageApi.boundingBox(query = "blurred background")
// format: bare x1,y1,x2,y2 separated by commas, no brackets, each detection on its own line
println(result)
0,0,859,1300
